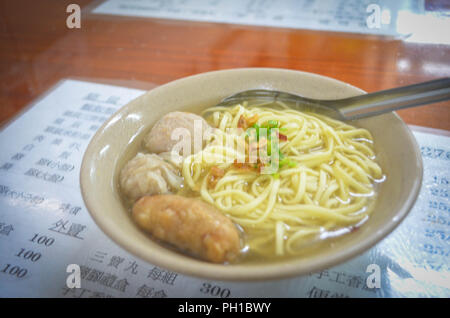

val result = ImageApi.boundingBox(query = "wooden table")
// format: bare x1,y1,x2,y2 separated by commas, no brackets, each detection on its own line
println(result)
1,0,449,130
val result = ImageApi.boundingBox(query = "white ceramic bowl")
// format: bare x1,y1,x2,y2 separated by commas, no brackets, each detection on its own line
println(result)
80,68,423,281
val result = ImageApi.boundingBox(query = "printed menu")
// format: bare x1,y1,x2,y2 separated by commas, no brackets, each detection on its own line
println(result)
0,79,448,298
92,0,423,37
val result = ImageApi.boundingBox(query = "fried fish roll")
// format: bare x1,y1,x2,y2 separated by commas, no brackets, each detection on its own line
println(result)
132,194,241,263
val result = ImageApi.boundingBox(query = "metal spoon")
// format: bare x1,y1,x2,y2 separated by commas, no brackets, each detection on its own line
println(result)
217,78,450,120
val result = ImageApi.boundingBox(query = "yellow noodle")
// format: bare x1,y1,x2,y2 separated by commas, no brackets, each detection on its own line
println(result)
181,103,384,257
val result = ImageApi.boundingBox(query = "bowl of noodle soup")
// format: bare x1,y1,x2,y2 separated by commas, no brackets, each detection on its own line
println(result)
80,68,423,281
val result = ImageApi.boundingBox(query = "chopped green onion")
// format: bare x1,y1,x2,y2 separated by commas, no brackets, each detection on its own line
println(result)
268,120,279,128
252,123,260,139
279,158,297,169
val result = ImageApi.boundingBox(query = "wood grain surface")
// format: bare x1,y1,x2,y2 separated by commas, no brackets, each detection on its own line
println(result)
1,0,449,130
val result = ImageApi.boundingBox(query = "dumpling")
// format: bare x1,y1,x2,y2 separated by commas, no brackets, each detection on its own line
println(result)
119,153,182,202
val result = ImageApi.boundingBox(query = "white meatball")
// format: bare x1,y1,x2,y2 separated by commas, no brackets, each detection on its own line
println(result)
120,153,182,202
143,112,212,158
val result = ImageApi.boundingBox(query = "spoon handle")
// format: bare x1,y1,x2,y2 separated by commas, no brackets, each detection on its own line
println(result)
329,78,450,120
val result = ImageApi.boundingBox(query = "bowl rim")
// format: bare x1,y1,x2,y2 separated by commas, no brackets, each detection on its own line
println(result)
80,67,423,281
